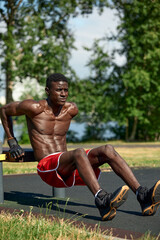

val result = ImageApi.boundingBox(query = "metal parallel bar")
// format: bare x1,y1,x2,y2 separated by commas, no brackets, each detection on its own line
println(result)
0,154,6,161
0,143,65,200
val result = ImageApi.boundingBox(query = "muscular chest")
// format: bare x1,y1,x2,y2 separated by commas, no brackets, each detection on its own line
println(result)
27,111,71,136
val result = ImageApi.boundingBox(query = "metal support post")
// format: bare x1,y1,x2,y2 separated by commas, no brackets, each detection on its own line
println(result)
0,141,4,203
52,187,65,198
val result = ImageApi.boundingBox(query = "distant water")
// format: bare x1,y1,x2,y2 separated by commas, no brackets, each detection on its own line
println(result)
69,122,86,139
0,122,86,142
0,124,4,143
69,122,115,140
0,121,115,143
0,124,22,142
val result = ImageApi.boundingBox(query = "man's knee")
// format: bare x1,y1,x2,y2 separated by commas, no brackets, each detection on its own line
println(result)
73,148,87,160
102,144,118,160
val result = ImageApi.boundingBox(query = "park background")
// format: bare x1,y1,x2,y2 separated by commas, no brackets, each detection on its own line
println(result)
0,0,160,144
0,2,160,239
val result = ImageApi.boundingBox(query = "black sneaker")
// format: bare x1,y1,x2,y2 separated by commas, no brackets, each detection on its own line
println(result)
137,180,160,216
95,185,129,221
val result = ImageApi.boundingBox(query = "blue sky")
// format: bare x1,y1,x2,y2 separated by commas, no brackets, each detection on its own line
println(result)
69,8,120,78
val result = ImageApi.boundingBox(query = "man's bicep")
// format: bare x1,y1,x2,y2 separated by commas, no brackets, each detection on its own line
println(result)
4,100,34,117
2,101,25,117
17,100,37,117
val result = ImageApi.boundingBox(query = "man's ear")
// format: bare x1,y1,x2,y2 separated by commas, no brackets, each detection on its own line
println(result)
45,87,50,95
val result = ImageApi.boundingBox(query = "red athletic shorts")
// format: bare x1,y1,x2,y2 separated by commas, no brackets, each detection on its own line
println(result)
37,149,101,188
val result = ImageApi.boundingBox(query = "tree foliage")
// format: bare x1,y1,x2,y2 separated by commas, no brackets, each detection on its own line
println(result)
68,39,113,140
0,0,108,103
112,0,160,141
83,0,160,141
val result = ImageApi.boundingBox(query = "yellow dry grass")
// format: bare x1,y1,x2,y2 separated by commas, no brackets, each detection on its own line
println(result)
2,145,160,175
115,147,160,168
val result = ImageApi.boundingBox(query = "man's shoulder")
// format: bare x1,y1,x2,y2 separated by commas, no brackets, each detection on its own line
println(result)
65,101,78,110
20,99,45,109
19,99,46,117
65,102,78,117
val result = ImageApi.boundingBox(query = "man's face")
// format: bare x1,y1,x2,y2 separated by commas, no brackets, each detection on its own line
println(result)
46,81,69,106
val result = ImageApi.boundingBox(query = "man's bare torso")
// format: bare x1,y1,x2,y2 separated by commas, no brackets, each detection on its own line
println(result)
26,99,77,161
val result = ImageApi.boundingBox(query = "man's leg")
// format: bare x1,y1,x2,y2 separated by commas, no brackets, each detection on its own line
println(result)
87,145,140,193
87,145,160,216
58,148,129,220
57,148,101,195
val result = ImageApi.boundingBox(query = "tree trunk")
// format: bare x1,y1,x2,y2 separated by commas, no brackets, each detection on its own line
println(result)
6,80,13,103
5,3,15,104
6,61,14,103
125,118,129,141
129,116,138,141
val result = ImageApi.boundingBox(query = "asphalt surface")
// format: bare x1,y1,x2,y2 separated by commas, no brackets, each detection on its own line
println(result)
1,168,160,239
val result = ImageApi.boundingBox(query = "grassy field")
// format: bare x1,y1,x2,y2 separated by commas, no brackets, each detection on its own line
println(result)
113,146,160,168
2,142,160,175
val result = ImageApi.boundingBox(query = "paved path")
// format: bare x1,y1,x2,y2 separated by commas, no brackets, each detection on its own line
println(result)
1,168,160,239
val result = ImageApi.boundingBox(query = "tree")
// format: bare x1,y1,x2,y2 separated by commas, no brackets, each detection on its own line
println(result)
110,0,160,141
0,0,108,104
84,0,160,141
68,39,114,141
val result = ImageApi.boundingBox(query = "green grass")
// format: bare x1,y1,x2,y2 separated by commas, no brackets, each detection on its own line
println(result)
3,162,37,175
105,146,160,168
0,210,108,240
0,210,159,240
3,142,160,175
67,140,160,146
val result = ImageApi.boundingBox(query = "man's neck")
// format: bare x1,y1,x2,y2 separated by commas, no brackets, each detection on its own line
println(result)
46,98,62,116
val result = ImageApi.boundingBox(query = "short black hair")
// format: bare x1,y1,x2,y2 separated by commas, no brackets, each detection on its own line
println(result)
46,73,68,88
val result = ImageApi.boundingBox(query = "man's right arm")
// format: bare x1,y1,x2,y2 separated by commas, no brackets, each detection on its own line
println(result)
0,101,22,139
0,99,42,138
0,99,40,160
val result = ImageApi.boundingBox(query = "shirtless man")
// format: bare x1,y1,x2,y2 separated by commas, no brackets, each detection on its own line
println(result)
0,73,160,221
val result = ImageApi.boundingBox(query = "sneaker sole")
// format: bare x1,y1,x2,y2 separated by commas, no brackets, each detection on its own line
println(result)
111,185,129,209
102,185,129,221
143,180,160,216
152,180,160,203
143,202,160,216
102,207,116,221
